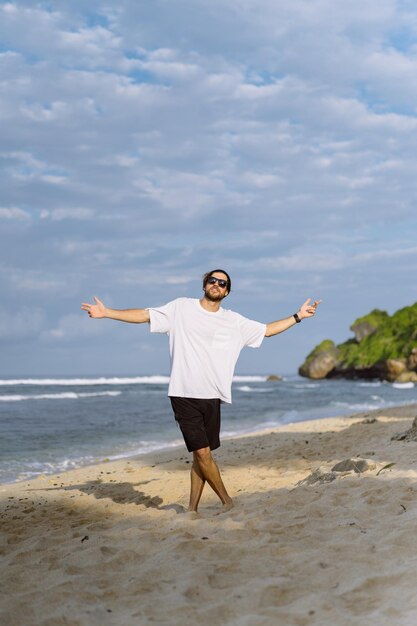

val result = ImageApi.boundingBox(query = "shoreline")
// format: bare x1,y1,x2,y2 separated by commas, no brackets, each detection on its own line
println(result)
3,400,417,488
1,403,417,625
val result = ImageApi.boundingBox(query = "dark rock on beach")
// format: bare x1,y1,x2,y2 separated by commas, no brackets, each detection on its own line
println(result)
391,416,417,442
331,459,376,473
298,457,376,486
297,467,337,486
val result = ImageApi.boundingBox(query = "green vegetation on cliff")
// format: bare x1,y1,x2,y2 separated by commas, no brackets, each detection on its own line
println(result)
339,304,417,368
350,308,389,331
302,340,338,366
301,339,336,369
299,302,417,380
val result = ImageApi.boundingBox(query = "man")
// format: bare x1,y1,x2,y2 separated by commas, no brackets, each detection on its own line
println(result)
82,269,321,513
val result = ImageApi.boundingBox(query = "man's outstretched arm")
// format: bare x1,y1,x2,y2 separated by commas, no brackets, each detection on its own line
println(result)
265,298,321,337
81,297,150,324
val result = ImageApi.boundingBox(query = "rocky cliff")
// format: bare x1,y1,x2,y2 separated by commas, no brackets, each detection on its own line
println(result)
299,303,417,382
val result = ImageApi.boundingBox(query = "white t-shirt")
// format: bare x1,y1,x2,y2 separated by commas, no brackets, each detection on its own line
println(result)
148,298,266,404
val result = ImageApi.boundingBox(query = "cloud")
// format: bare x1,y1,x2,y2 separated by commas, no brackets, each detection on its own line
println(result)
1,0,417,374
13,277,64,293
41,313,107,342
40,208,95,220
352,246,417,263
0,207,31,220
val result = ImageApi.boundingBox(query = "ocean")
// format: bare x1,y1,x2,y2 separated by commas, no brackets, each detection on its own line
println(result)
1,375,416,484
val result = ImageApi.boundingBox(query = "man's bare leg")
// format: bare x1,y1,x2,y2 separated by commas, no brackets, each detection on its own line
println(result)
188,459,205,512
193,447,234,510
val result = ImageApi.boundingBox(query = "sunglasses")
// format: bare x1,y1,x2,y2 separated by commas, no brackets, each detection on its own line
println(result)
207,276,228,289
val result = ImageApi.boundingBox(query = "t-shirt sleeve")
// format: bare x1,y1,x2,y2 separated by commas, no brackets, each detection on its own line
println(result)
238,315,266,348
147,299,177,334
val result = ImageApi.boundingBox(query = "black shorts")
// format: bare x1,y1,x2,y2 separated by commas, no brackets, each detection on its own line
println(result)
170,397,221,452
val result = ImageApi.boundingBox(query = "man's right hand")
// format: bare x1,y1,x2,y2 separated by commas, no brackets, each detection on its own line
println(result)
81,297,107,319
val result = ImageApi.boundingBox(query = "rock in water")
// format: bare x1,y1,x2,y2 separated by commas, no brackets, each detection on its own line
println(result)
395,371,417,383
383,359,407,382
298,340,339,379
406,348,417,371
298,302,417,381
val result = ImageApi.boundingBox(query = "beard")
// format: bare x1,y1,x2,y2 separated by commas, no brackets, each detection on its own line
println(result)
204,286,226,302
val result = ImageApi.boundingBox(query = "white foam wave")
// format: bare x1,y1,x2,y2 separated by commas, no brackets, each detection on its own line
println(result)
0,391,122,402
0,374,268,387
392,382,415,389
106,438,185,461
236,386,271,393
331,401,384,412
0,376,170,386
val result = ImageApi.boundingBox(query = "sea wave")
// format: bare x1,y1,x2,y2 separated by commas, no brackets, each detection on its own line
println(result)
106,438,185,461
236,386,271,393
293,383,319,389
358,382,382,387
0,375,267,386
392,382,415,389
233,376,267,382
0,391,122,402
0,437,187,483
331,400,383,409
222,420,282,439
0,376,170,386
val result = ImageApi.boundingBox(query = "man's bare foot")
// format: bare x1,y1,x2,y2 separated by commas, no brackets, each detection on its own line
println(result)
213,498,234,515
184,510,201,519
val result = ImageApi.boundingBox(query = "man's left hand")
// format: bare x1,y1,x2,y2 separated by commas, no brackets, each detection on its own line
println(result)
298,298,322,319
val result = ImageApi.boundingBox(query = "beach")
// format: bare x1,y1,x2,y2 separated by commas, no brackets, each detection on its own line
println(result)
1,403,417,626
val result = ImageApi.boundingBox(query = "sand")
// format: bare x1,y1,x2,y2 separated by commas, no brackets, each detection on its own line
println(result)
1,404,417,626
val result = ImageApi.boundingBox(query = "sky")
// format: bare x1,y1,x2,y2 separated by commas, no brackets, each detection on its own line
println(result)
1,0,417,377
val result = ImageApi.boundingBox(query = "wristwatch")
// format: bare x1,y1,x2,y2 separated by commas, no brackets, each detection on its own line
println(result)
293,313,301,323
